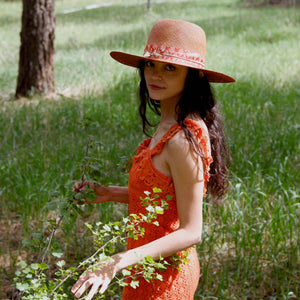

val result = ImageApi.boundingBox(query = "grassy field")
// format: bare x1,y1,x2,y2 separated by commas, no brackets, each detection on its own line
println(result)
0,0,299,299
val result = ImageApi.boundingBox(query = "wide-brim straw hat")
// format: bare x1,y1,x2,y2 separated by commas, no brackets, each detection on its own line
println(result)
110,19,235,83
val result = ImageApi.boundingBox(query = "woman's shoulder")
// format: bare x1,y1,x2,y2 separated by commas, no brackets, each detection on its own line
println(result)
166,118,211,159
184,118,209,137
166,127,189,151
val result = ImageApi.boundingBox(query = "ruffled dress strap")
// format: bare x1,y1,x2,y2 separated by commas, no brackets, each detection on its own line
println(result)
151,119,213,197
184,119,213,197
151,119,211,158
150,123,182,156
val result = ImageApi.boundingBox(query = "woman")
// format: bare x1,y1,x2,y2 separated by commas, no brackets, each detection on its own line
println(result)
71,19,234,300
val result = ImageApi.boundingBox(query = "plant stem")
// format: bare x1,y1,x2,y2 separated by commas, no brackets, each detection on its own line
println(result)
39,203,72,264
80,134,92,185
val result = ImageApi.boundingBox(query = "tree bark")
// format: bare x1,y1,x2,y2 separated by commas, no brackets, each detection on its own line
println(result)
264,0,298,5
16,0,55,97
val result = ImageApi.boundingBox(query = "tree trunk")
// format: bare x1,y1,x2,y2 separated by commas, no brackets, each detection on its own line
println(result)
265,0,298,5
16,0,55,97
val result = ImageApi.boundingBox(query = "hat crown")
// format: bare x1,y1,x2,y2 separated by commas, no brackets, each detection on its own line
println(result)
146,19,206,59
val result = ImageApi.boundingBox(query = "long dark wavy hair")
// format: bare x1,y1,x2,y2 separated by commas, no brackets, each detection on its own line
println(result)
138,62,231,200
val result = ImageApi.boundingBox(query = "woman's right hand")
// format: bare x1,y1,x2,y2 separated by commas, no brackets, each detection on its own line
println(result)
73,181,111,204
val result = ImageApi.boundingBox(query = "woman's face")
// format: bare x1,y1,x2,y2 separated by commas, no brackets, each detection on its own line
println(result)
144,60,189,103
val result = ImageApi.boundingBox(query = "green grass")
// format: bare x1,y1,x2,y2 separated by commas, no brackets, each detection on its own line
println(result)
0,0,299,299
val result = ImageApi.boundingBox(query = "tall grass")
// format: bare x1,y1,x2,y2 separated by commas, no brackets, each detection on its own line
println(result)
0,0,299,299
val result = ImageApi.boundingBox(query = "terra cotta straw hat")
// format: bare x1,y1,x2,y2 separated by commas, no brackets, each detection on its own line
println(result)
110,19,235,83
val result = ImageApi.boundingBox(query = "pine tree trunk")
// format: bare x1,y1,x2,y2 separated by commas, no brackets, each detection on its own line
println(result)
16,0,55,97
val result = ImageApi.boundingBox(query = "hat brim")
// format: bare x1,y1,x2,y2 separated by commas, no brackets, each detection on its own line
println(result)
110,51,235,83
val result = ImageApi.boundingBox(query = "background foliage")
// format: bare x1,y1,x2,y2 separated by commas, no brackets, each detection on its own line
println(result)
0,0,299,299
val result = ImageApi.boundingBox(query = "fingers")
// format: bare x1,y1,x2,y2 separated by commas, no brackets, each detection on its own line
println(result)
71,273,87,296
73,181,95,193
73,182,84,192
71,270,113,299
73,280,93,299
98,277,111,295
72,274,98,299
86,281,102,300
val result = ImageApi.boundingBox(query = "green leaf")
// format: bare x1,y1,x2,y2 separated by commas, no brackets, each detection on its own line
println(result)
31,263,39,270
144,256,155,264
166,195,173,201
44,201,57,210
121,269,131,276
16,282,30,291
119,281,128,287
52,252,63,258
153,187,162,193
155,206,164,214
38,263,49,270
74,193,83,200
103,224,111,231
56,260,66,268
156,274,163,281
146,205,155,213
130,280,139,289
18,260,27,269
31,232,43,240
85,222,93,230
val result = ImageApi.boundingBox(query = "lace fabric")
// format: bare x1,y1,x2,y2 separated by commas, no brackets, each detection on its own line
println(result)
122,119,212,300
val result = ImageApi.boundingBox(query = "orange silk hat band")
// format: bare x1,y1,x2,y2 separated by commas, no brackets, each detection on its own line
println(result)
110,19,235,83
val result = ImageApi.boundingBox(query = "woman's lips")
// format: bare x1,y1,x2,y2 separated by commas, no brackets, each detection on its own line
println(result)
149,84,164,90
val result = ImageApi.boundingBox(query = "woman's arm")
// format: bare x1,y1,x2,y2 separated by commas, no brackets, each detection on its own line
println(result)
107,185,129,204
72,131,204,299
74,182,129,204
115,131,204,266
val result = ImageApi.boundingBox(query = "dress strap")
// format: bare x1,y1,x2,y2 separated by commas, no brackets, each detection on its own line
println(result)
149,119,213,197
125,147,139,173
150,119,211,157
151,123,182,156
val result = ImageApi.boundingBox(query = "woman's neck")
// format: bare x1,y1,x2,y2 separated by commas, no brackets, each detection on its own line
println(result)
159,99,178,126
149,100,177,148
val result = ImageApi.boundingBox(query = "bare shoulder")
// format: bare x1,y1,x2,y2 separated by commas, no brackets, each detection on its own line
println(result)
166,129,190,159
166,119,209,158
166,129,204,183
165,129,200,169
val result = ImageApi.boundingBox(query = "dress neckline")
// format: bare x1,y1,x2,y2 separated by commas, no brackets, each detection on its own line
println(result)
147,118,205,154
148,122,180,151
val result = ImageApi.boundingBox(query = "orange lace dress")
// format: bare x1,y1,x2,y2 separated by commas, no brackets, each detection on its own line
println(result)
122,119,212,300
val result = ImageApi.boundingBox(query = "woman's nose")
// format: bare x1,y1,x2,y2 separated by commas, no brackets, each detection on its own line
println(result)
151,67,162,80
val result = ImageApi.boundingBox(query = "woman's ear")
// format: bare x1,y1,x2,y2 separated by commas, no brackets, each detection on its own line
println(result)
199,71,204,78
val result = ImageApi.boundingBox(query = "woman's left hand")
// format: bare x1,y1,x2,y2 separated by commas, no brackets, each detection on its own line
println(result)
71,260,117,300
